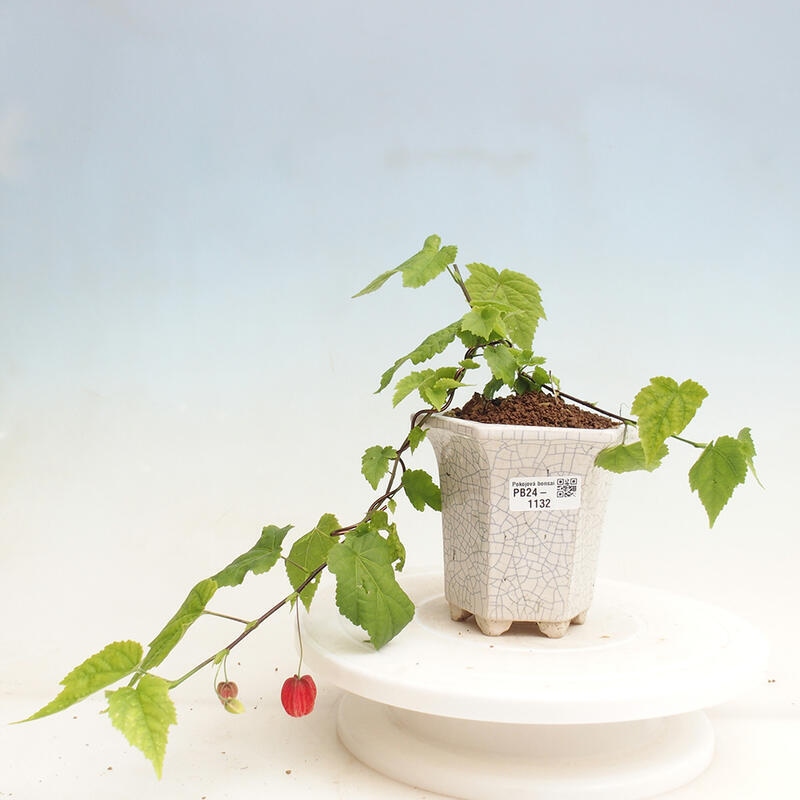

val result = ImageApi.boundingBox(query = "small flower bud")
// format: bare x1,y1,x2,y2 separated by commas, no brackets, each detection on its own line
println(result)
216,681,239,702
223,697,246,714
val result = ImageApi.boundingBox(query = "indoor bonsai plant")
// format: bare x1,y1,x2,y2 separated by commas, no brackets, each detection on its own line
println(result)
17,235,759,776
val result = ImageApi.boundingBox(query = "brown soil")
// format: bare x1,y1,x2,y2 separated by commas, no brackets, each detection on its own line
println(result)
452,391,618,429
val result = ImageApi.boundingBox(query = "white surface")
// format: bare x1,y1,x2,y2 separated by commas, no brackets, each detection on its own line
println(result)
2,2,799,798
338,699,714,800
302,574,769,724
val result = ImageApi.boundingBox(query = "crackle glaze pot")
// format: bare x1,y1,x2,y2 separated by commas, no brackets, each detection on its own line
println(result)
424,413,625,638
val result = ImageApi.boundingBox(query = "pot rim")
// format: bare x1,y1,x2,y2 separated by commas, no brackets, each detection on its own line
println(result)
424,411,624,443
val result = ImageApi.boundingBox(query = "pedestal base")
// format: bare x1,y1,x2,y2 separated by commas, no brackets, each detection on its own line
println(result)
302,573,768,800
338,697,714,800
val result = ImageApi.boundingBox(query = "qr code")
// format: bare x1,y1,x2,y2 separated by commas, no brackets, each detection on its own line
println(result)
556,477,579,498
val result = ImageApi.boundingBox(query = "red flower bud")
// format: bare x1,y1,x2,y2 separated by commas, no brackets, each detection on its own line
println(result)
280,674,317,717
216,681,239,702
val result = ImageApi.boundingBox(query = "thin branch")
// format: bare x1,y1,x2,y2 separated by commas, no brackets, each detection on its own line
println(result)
167,564,326,690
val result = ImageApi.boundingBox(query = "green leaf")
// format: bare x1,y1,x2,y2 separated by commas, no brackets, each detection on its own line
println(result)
212,524,292,588
140,579,217,671
376,320,462,393
483,343,518,387
19,641,143,722
285,513,340,610
400,237,458,288
631,377,708,466
401,469,442,511
385,523,406,571
392,367,464,409
689,436,748,527
327,530,415,649
482,376,504,400
460,306,506,341
365,508,391,531
351,267,398,298
465,263,545,350
595,440,668,473
530,365,552,389
361,445,398,490
353,234,457,296
420,376,463,409
392,369,432,406
106,675,177,779
407,425,427,453
515,350,547,369
737,427,763,487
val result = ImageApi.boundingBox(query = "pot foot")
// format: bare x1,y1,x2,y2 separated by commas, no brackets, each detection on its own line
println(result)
572,610,588,625
475,616,513,636
449,603,472,622
537,620,571,639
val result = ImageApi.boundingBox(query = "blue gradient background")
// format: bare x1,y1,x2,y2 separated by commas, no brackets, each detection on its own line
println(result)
1,2,798,795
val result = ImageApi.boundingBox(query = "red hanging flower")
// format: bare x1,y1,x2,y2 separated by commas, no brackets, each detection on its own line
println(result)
280,674,317,717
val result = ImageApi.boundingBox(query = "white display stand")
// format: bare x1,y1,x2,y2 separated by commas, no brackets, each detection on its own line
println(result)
301,572,769,800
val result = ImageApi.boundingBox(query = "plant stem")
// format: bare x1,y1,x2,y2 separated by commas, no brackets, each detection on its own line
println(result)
448,264,472,304
294,603,305,677
540,383,707,449
167,565,326,690
202,610,252,625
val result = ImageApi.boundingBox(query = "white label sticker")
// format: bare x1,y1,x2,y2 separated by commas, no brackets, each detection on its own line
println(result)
509,476,582,511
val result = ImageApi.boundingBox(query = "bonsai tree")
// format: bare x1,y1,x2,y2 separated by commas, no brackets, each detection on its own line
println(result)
16,235,759,776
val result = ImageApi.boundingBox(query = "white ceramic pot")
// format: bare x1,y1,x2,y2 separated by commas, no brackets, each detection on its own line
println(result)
424,413,625,637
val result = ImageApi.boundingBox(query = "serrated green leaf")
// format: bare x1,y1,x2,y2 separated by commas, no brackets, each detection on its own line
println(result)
401,469,442,511
212,524,292,588
361,445,398,490
140,579,217,671
351,267,398,298
408,425,427,453
376,320,462,393
689,436,748,527
106,675,176,778
392,369,432,406
327,531,415,649
353,235,456,297
482,375,504,400
632,377,708,466
460,306,506,341
483,343,518,387
595,440,668,473
420,376,464,409
19,640,143,722
737,427,763,487
459,358,481,370
515,350,547,369
465,263,545,350
399,234,458,288
459,327,505,349
285,513,340,610
385,523,406,571
392,367,463,409
530,365,552,388
366,508,391,531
